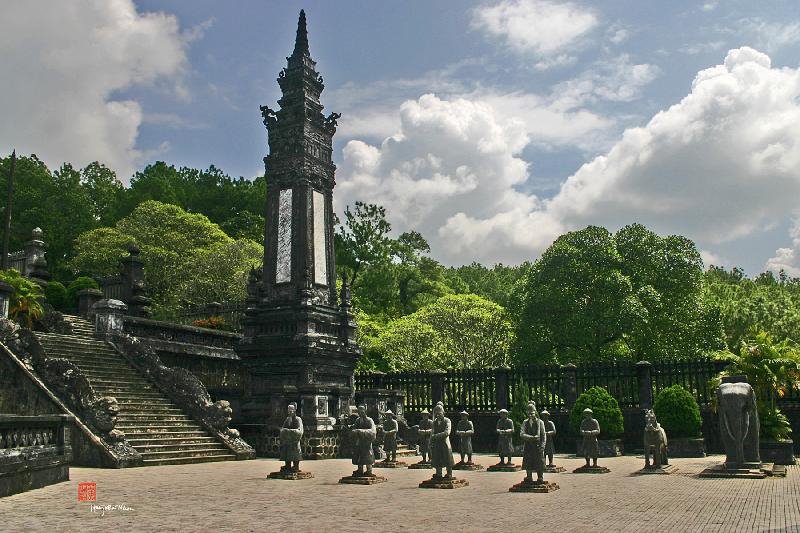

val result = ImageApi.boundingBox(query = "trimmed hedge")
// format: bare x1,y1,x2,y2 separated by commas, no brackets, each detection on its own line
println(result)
570,386,624,438
44,281,67,310
653,384,702,438
66,276,99,308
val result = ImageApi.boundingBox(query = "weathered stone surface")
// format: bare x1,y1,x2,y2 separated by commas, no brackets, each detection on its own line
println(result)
339,473,387,485
487,462,521,472
544,465,566,473
572,465,611,474
633,464,677,475
408,461,432,469
419,475,468,489
508,479,560,493
373,460,406,468
453,460,484,471
267,466,313,480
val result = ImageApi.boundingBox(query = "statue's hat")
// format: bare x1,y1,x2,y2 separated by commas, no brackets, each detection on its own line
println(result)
540,409,550,416
460,410,469,415
421,409,430,414
384,409,393,415
498,408,509,414
583,408,593,414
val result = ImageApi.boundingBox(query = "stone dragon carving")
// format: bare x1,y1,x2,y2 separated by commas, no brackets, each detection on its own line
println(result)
0,318,138,461
110,334,255,459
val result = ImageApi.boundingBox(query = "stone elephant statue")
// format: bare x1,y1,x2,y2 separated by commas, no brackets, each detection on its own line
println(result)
716,381,760,467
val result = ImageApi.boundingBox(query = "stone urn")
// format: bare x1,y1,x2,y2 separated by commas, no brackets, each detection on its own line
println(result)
760,440,796,465
667,437,706,458
575,438,623,457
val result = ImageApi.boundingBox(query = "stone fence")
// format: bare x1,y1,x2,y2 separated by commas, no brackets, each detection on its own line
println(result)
0,414,73,497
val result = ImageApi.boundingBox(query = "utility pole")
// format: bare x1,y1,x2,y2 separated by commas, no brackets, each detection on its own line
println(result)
1,150,16,270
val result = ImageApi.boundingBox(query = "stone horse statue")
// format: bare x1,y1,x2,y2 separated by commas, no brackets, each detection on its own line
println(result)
643,409,668,468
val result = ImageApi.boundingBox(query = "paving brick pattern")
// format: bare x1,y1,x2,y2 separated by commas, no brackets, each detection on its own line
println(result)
1,454,798,532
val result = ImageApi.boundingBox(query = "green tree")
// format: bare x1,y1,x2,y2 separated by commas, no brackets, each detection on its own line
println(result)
0,269,44,327
514,224,723,364
69,201,262,318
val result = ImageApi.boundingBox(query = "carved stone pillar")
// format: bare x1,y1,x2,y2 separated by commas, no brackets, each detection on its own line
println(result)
92,299,128,338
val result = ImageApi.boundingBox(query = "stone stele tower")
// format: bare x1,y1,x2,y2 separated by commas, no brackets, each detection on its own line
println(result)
236,10,360,458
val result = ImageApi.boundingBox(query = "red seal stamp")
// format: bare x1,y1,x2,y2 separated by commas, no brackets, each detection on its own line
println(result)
78,482,97,502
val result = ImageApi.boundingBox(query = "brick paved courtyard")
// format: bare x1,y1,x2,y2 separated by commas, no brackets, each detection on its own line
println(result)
2,454,798,532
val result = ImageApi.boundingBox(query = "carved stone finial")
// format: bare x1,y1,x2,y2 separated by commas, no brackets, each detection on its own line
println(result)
293,9,310,58
127,243,140,256
340,272,351,308
31,227,43,240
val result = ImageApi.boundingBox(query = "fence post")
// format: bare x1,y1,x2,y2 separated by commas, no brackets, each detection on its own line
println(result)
431,371,445,408
561,363,578,410
373,371,386,390
494,367,510,410
636,360,653,409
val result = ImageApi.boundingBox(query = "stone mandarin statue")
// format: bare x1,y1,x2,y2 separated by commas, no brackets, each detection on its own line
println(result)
580,408,601,468
496,409,515,465
430,404,454,479
455,411,474,465
540,410,556,466
280,403,303,472
351,405,377,476
417,410,433,464
520,402,547,483
382,409,399,463
267,403,312,479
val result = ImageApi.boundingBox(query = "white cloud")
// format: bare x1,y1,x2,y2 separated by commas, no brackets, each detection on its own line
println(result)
701,1,718,12
339,47,800,268
766,220,800,276
471,0,597,69
733,18,800,54
552,54,661,107
0,1,193,180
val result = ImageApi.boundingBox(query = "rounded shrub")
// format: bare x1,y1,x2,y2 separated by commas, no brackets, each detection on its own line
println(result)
66,276,100,308
570,386,624,438
44,281,68,310
653,384,702,438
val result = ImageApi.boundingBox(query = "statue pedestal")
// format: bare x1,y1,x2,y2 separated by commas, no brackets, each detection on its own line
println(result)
408,461,432,469
268,467,313,480
509,479,560,493
487,462,521,472
633,464,677,475
544,465,566,473
698,462,786,479
339,472,388,485
373,459,407,468
572,464,610,474
419,475,469,489
453,461,484,471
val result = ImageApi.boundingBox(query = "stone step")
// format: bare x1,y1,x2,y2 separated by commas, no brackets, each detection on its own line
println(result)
124,430,210,439
138,448,233,460
115,423,206,432
134,443,229,453
104,393,168,401
127,436,219,446
116,400,177,408
116,414,194,422
141,455,235,466
116,406,184,414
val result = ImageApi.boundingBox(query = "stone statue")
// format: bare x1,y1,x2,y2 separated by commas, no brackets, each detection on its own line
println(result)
541,410,557,467
455,411,474,464
418,404,469,489
643,409,668,469
350,405,377,476
520,402,546,483
338,405,387,485
280,403,303,471
717,381,760,467
430,404,454,478
580,408,600,467
496,409,515,464
509,402,560,493
413,410,433,467
267,403,312,479
374,409,405,467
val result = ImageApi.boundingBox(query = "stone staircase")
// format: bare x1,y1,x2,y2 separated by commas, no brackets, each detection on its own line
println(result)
35,315,237,466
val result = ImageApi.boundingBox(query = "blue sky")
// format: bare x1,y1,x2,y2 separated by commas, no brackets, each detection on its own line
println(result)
4,1,800,273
